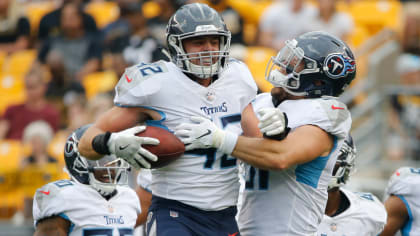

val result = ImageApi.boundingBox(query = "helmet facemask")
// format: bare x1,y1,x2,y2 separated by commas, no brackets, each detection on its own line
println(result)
168,28,231,79
265,39,319,96
86,156,130,197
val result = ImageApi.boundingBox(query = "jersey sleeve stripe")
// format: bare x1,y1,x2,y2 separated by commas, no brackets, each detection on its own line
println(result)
396,195,413,236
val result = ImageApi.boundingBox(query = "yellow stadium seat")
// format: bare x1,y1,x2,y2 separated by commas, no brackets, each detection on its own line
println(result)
0,73,25,115
25,1,57,35
227,0,272,24
85,1,120,28
142,1,160,19
19,163,62,197
349,25,370,48
349,1,402,35
47,131,68,166
244,47,276,93
0,190,24,218
0,51,6,70
82,71,118,99
0,140,24,172
0,140,24,196
2,50,37,77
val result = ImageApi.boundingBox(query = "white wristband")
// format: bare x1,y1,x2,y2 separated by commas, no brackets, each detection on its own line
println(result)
219,132,238,155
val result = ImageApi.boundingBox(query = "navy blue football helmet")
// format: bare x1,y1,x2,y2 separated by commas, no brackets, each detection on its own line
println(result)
64,125,130,197
266,31,356,98
328,135,357,190
166,3,231,79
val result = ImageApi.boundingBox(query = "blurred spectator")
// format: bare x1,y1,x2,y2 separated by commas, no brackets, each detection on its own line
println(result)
0,72,60,140
0,0,30,54
36,2,102,82
121,1,166,65
147,0,185,45
20,120,56,169
19,120,58,220
258,0,316,50
206,0,247,60
206,0,245,45
103,0,166,76
86,93,113,122
400,11,420,55
38,0,97,42
305,0,354,42
388,54,420,160
102,0,140,54
44,50,86,102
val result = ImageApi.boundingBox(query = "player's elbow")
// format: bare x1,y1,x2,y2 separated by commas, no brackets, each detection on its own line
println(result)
266,153,290,170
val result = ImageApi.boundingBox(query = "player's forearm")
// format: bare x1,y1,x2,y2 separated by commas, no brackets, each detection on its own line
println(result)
78,126,106,160
232,136,289,170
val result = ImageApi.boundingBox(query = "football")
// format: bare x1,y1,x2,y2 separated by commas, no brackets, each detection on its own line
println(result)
136,126,185,168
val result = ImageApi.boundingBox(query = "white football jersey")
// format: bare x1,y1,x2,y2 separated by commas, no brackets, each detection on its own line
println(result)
114,60,257,211
137,169,152,193
33,180,141,235
384,167,420,236
317,188,387,236
238,93,352,236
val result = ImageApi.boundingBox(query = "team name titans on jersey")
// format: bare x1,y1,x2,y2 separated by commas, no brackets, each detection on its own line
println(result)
104,215,124,225
201,102,228,115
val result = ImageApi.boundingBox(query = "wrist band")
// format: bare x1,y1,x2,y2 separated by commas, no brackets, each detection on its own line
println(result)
219,132,238,155
92,132,111,155
263,127,291,141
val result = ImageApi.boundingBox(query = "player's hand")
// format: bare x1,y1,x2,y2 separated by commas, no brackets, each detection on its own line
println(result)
174,117,238,154
257,108,288,137
107,126,159,169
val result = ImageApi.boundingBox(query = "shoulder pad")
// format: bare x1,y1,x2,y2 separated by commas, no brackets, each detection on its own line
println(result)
33,180,76,221
280,98,351,138
252,93,273,112
114,61,169,107
386,167,420,196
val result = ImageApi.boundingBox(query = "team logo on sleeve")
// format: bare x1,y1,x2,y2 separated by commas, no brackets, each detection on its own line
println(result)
324,54,356,79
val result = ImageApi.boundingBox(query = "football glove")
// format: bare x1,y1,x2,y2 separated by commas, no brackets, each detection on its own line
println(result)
107,126,159,169
257,108,290,140
174,116,238,154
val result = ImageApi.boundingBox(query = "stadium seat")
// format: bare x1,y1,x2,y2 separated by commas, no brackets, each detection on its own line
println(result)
19,163,62,198
2,50,37,77
350,25,370,48
0,141,24,195
0,73,25,115
82,71,118,99
24,1,57,36
85,1,120,28
0,51,6,70
244,46,275,93
142,1,160,19
47,131,68,167
349,0,402,36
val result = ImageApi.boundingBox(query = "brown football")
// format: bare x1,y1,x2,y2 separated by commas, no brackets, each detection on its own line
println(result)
136,126,185,168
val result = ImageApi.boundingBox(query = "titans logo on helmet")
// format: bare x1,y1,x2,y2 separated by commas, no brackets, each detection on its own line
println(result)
324,54,356,79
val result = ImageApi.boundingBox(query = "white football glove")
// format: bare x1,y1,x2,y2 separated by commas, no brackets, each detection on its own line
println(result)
174,117,238,154
257,108,288,137
107,126,159,169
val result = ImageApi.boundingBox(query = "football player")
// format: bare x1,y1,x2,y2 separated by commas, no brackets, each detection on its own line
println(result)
77,3,257,235
175,31,356,235
380,167,420,235
33,125,140,235
317,135,387,236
